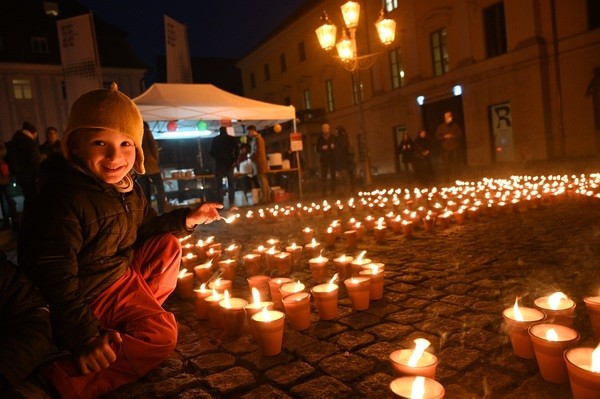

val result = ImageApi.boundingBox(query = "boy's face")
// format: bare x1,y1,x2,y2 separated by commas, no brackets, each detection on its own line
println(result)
71,129,136,184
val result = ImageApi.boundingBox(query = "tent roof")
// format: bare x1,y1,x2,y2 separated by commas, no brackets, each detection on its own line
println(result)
133,83,295,129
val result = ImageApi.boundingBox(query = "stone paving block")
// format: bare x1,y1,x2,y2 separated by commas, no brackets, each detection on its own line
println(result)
296,340,339,364
239,385,293,399
152,373,201,398
241,350,294,371
318,353,376,382
364,301,400,317
394,273,426,283
282,330,320,352
501,374,572,399
290,376,352,399
444,283,474,295
357,341,398,363
469,286,501,300
387,282,416,293
419,270,447,278
177,322,201,345
175,338,218,358
442,383,480,399
190,352,236,373
439,346,484,370
306,320,348,339
489,351,539,375
400,297,430,309
338,312,381,329
355,372,395,399
448,328,505,352
203,366,255,395
420,277,451,291
414,316,465,335
176,388,213,399
423,301,466,316
439,294,479,307
334,330,375,350
143,356,184,382
460,366,516,397
264,360,315,386
470,300,503,313
386,308,428,324
220,335,259,354
460,313,499,330
407,287,446,300
365,322,413,341
383,292,409,304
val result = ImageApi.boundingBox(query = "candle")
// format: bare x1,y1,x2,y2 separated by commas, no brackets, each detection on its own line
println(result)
218,259,237,281
401,220,414,237
344,276,371,311
389,376,445,399
528,323,580,383
324,226,336,247
533,291,576,327
304,238,322,257
373,218,386,243
280,280,306,300
263,247,281,272
193,259,214,284
389,338,438,379
251,308,285,356
247,275,270,301
422,215,434,232
453,209,465,225
388,215,403,234
354,222,364,241
224,243,240,260
344,230,357,248
175,269,194,299
311,274,339,320
273,251,292,276
282,292,311,331
268,277,292,310
309,253,329,284
205,248,222,264
285,242,303,269
502,298,546,358
180,252,198,272
583,296,600,340
351,251,371,277
209,278,232,294
219,291,248,338
302,227,314,244
243,253,261,276
359,264,384,301
564,344,600,399
193,283,211,320
244,287,274,341
205,289,224,328
333,254,353,280
208,242,222,251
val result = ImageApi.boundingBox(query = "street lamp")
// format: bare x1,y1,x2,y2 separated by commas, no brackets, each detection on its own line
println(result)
315,1,396,187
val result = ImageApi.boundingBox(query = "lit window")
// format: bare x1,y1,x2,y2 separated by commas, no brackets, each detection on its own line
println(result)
431,28,449,76
351,74,364,105
325,79,335,112
385,0,398,12
303,89,312,110
389,48,404,89
13,79,33,100
31,37,49,53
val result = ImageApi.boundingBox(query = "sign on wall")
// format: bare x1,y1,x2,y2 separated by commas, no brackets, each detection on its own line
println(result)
489,102,515,162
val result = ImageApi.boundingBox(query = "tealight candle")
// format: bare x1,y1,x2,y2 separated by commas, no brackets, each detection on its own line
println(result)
453,209,465,225
218,259,237,281
193,283,211,319
247,275,270,301
273,251,292,276
244,288,274,341
209,278,232,294
528,323,580,383
193,260,214,284
175,269,194,299
583,296,600,340
389,338,438,379
279,280,306,300
533,292,576,327
373,221,386,243
344,276,371,311
401,220,414,237
333,254,353,280
564,344,600,399
350,251,371,277
302,227,314,244
389,376,445,399
502,298,546,358
263,247,281,272
268,277,292,310
224,243,239,260
324,227,336,247
309,254,329,284
205,248,222,264
243,253,261,276
304,238,322,257
205,290,224,328
311,280,339,320
251,308,285,356
285,243,303,268
344,230,357,248
282,292,311,331
219,293,248,338
180,252,198,272
359,266,384,300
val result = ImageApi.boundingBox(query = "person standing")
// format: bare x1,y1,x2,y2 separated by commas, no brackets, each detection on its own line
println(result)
137,122,168,213
435,111,463,181
209,127,240,206
39,126,62,161
316,123,336,197
414,129,435,186
398,132,415,181
6,121,41,212
248,125,270,204
333,125,355,195
0,142,17,230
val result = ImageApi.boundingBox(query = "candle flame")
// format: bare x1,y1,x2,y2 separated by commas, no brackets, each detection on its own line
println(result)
226,244,236,251
356,250,367,262
545,328,559,342
327,226,333,233
513,297,524,321
303,227,312,233
328,273,339,291
185,253,194,259
267,246,277,254
294,280,303,292
252,287,261,305
214,277,222,287
223,290,231,308
178,269,187,278
223,215,236,224
411,376,425,399
408,338,431,367
548,291,568,310
261,306,271,321
200,283,207,292
311,238,317,246
211,287,220,298
592,343,600,372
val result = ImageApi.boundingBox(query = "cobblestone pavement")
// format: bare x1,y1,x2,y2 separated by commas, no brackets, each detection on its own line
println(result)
101,186,600,399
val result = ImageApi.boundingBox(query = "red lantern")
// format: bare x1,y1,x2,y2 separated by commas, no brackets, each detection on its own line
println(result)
167,120,177,132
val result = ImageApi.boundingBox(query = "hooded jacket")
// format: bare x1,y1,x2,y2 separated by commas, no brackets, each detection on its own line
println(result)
17,157,192,352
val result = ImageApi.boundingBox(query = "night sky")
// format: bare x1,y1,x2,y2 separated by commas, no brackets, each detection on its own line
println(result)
77,0,308,67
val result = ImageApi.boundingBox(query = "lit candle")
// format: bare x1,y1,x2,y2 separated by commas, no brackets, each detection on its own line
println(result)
247,275,270,301
218,259,237,281
333,254,354,280
219,290,248,338
564,344,600,399
308,252,329,284
302,227,314,245
282,292,311,331
533,291,576,327
268,277,292,310
502,297,546,358
389,338,438,379
389,376,445,399
180,252,198,272
244,287,274,341
193,283,211,320
280,280,305,300
224,243,240,260
209,277,232,295
175,268,194,299
285,242,303,269
528,323,580,383
324,226,336,247
401,220,414,237
583,296,600,340
204,288,224,328
344,276,371,311
359,264,384,301
243,253,261,276
193,259,214,284
273,251,292,276
344,230,357,248
350,251,371,277
311,274,339,320
251,307,286,356
205,247,222,264
263,246,281,272
373,218,386,243
304,238,322,257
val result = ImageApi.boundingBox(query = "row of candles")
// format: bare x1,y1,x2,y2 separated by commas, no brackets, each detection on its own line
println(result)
503,292,600,398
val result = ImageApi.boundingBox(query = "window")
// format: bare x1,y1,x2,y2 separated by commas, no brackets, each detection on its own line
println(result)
483,2,507,58
351,74,364,105
589,0,600,30
385,0,398,12
389,48,405,89
298,41,306,62
431,28,449,76
263,63,270,82
31,37,48,53
250,72,256,89
303,89,312,110
279,53,287,72
325,79,335,112
13,79,32,100
43,1,59,16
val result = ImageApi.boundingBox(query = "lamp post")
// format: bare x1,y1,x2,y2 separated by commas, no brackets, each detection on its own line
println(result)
315,1,396,187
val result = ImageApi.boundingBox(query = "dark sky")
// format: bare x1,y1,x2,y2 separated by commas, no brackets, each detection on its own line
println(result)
78,0,308,66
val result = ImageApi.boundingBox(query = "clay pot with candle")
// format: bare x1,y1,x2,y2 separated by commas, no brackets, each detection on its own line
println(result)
285,243,303,269
175,269,194,299
564,344,600,399
247,275,270,301
205,290,224,329
311,277,339,320
209,278,232,295
263,247,281,272
373,219,386,243
502,298,546,359
301,227,314,244
309,254,329,284
282,292,311,330
533,291,576,327
333,255,353,280
219,293,247,338
528,323,580,383
344,230,357,248
194,260,214,284
224,243,239,260
193,283,211,319
583,296,600,340
344,276,371,311
389,376,445,399
251,308,285,356
180,252,198,272
359,266,384,300
304,239,322,257
205,248,222,265
273,251,292,276
279,280,305,301
268,277,292,310
350,251,371,277
324,226,336,247
243,253,262,276
389,338,438,379
401,220,414,237
244,288,274,341
218,259,237,281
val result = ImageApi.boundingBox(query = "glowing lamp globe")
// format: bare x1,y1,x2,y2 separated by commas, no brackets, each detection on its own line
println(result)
197,120,208,131
274,124,282,133
167,120,177,132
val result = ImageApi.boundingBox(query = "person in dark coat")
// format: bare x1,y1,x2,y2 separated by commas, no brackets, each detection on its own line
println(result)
6,121,42,212
413,129,435,186
398,132,415,179
137,122,167,213
210,127,240,205
0,251,52,395
435,111,463,181
17,83,222,399
39,126,62,161
316,123,336,197
333,125,355,195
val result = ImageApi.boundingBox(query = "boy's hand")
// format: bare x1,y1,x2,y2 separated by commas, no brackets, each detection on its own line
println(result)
76,331,122,375
186,202,223,228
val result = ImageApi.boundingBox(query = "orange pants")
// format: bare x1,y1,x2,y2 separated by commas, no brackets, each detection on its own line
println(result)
42,234,181,399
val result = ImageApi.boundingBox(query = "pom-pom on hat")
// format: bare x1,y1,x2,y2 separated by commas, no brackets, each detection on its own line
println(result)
61,82,145,174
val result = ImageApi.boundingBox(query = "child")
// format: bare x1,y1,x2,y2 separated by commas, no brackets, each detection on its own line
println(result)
17,83,222,398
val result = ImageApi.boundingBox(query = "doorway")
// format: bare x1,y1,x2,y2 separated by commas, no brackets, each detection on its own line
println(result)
421,96,466,167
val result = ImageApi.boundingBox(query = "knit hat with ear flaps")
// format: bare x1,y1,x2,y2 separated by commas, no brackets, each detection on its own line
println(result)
61,82,145,174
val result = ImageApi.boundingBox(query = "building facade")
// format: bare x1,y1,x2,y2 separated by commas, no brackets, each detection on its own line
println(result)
0,0,147,142
237,0,600,178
